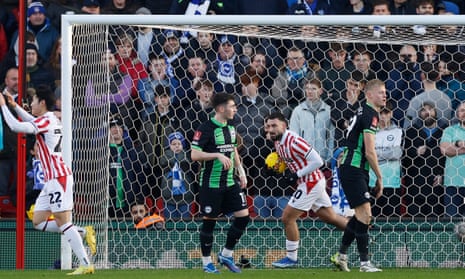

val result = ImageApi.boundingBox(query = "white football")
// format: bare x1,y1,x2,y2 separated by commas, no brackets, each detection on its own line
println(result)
454,222,465,243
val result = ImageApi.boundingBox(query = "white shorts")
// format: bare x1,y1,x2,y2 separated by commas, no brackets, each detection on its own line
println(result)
34,175,74,213
287,179,331,212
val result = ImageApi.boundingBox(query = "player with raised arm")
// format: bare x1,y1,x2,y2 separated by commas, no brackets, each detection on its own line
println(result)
265,111,348,268
191,93,249,274
0,85,95,275
331,79,386,272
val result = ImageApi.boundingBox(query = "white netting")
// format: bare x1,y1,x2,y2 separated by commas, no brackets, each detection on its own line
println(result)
62,15,465,269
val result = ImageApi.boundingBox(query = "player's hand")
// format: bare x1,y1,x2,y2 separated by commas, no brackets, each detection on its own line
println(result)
372,178,383,199
283,169,298,186
217,153,232,170
2,90,16,108
239,175,247,189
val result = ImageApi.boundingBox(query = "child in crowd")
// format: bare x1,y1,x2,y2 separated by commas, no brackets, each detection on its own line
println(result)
160,132,195,219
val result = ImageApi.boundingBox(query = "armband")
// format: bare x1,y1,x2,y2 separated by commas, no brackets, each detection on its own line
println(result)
237,165,246,177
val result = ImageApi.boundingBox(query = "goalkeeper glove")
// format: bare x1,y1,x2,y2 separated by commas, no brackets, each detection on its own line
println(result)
283,169,298,186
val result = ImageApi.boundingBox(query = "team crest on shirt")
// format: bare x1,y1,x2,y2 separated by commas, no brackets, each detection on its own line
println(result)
370,116,379,130
204,206,212,214
193,131,202,141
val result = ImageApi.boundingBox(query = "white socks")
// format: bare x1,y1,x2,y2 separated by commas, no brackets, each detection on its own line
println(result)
60,223,91,267
286,239,299,261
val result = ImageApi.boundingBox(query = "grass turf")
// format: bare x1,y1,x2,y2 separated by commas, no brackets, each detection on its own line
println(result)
0,268,464,279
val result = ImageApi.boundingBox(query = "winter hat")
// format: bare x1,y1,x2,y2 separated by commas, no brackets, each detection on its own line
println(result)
27,2,46,17
168,132,186,148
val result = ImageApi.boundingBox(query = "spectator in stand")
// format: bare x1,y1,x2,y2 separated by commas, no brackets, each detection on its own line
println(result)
114,32,149,97
108,115,147,218
11,2,59,62
415,0,435,14
440,102,465,217
234,70,276,213
404,62,452,129
437,0,464,15
179,56,218,107
418,44,440,64
287,0,333,15
81,0,102,14
154,29,189,81
182,79,214,144
331,70,366,148
43,0,80,31
368,1,399,81
389,0,416,14
137,54,180,118
0,31,37,82
332,0,372,14
160,132,195,219
212,35,242,95
186,32,217,70
369,101,403,218
437,53,465,110
351,47,377,81
26,43,55,91
101,0,140,14
238,25,282,79
248,52,276,93
0,20,7,63
289,78,334,165
287,25,327,68
0,7,17,51
403,102,446,217
0,67,18,199
386,44,422,127
272,46,316,119
132,7,158,67
317,42,354,108
140,85,180,197
45,37,62,89
86,49,133,134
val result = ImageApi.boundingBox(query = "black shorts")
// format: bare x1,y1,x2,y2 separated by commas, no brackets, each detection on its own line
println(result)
339,165,371,208
199,183,248,218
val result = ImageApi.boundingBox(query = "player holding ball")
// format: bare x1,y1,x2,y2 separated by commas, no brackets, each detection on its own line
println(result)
264,111,348,268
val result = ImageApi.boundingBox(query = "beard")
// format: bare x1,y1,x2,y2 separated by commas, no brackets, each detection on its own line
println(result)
423,117,436,127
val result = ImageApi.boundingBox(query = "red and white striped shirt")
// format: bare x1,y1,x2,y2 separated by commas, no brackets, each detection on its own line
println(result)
274,130,324,189
33,112,72,182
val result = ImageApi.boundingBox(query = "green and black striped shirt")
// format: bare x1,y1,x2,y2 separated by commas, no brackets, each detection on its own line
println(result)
191,118,237,188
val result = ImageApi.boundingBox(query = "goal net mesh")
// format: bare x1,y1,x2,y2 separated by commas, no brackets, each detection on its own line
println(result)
63,16,465,269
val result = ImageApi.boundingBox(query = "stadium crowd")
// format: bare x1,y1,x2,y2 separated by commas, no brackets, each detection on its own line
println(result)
1,0,465,220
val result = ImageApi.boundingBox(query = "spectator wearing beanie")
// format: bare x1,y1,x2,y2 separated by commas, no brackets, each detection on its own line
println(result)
10,2,59,62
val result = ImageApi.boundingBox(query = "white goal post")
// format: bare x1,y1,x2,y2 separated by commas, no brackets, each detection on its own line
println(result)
60,14,465,270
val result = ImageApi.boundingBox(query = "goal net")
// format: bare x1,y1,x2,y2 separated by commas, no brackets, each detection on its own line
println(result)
59,14,465,270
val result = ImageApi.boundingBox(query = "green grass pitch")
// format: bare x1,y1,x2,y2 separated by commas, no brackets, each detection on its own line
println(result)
1,268,464,279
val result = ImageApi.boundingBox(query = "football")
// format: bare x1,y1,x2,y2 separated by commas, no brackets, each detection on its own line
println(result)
454,222,465,243
265,152,286,174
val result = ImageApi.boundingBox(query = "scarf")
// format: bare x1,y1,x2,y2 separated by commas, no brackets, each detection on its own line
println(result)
285,63,308,82
162,48,184,78
217,54,237,84
167,161,187,196
330,148,352,216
